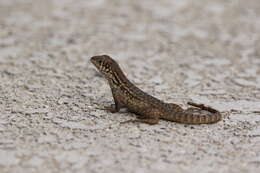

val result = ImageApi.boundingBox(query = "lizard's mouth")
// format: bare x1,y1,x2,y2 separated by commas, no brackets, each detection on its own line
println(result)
90,56,95,64
90,56,99,68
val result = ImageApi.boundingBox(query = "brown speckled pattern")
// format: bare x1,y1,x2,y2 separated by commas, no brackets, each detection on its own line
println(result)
91,55,221,125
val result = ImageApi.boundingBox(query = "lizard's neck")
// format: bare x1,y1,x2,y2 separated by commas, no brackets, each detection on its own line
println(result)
107,62,165,107
108,63,130,84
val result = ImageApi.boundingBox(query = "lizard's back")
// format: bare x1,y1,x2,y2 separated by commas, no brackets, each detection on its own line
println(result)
113,78,221,124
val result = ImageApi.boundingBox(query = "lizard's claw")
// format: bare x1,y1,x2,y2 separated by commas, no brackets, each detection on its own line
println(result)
95,105,118,113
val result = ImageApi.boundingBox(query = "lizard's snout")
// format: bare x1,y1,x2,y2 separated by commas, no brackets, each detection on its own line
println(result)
90,56,99,67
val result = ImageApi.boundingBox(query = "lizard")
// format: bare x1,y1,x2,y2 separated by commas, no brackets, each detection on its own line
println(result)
90,55,221,125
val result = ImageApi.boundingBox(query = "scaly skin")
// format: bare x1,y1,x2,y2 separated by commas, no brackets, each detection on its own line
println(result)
91,55,221,125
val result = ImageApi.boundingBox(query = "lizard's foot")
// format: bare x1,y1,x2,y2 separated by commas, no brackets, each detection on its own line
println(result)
96,104,118,113
120,118,159,125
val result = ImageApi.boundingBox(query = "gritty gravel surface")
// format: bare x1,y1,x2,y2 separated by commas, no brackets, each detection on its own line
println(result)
0,0,260,173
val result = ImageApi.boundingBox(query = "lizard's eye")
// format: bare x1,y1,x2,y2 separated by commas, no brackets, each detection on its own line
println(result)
98,60,102,64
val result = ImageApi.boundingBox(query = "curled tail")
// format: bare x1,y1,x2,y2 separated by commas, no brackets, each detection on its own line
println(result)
187,102,219,114
164,102,221,124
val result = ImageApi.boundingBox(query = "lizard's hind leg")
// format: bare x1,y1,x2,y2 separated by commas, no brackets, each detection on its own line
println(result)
166,103,184,112
122,107,161,125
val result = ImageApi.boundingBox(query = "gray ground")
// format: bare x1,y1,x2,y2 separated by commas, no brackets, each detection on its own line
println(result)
0,0,260,173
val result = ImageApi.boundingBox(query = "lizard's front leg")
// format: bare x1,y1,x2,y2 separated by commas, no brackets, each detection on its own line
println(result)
104,99,121,113
97,99,122,113
98,88,124,113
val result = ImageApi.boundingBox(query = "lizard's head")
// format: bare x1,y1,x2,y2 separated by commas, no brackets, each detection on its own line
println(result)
90,55,118,78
